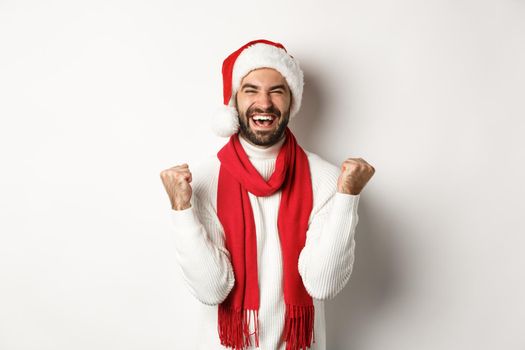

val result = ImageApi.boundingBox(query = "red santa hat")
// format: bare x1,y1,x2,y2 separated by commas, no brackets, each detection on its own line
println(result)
211,39,305,137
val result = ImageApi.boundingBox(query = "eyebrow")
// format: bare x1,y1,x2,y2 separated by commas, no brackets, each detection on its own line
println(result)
241,83,288,91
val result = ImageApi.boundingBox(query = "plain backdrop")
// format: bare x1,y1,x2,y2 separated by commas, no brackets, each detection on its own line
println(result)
1,0,524,349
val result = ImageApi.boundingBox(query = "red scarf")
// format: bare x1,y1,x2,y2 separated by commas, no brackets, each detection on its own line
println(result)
216,127,315,350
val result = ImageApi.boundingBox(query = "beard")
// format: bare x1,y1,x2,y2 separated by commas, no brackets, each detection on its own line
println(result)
237,104,290,147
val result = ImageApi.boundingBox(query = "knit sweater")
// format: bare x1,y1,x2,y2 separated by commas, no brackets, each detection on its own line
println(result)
169,134,360,350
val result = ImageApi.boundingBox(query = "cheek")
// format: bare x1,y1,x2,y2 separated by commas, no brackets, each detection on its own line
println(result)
236,96,253,113
275,96,291,110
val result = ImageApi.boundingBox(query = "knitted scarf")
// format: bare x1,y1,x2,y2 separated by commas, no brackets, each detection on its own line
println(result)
216,127,315,350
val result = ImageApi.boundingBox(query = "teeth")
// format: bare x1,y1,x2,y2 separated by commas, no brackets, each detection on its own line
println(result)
252,115,273,121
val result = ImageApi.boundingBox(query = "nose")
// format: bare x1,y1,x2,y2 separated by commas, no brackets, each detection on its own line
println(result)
255,92,273,109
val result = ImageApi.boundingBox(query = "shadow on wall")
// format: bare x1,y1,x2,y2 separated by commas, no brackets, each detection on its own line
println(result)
288,63,328,154
326,199,405,349
291,63,405,349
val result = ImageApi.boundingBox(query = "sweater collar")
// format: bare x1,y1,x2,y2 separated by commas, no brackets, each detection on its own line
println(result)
239,133,286,160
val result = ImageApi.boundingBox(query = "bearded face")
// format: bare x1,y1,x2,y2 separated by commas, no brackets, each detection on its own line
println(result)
234,68,292,147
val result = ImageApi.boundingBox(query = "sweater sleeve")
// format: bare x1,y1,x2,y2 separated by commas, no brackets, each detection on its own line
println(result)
298,191,360,300
169,198,235,306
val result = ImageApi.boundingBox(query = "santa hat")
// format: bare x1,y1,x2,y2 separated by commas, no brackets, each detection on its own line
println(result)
211,39,305,137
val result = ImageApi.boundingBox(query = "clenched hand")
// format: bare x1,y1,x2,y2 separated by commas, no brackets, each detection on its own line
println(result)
160,163,193,210
337,158,375,195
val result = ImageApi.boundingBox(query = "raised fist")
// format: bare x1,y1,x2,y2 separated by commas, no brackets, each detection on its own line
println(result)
160,163,193,210
337,158,375,195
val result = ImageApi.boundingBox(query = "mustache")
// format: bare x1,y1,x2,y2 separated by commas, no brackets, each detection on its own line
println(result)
247,106,281,118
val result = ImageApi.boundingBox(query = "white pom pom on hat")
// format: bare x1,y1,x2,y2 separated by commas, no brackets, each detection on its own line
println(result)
211,104,240,138
211,39,305,138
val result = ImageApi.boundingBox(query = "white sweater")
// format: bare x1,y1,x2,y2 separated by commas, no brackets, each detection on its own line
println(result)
170,135,360,350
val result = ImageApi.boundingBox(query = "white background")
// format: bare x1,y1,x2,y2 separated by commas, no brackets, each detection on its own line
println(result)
1,0,524,349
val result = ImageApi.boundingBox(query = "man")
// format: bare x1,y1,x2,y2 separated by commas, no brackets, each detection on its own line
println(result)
160,39,375,350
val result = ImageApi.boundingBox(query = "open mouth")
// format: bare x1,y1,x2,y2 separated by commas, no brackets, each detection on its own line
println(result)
250,114,278,130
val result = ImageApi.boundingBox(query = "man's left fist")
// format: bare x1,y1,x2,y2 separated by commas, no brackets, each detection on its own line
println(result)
337,158,375,195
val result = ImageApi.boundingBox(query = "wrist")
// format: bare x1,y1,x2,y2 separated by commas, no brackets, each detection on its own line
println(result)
172,202,192,211
337,187,360,195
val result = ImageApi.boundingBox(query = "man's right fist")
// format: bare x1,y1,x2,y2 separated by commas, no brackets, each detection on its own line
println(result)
160,163,193,211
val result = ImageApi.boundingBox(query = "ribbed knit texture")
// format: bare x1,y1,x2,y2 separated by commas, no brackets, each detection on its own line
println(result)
169,135,360,350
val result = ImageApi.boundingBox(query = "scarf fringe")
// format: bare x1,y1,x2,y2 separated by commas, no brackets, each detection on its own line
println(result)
218,306,260,349
283,304,315,350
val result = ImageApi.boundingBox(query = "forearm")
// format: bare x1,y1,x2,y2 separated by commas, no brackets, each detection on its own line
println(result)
299,192,360,300
170,206,235,305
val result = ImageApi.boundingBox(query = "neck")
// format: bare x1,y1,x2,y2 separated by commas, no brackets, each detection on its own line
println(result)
239,133,286,159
